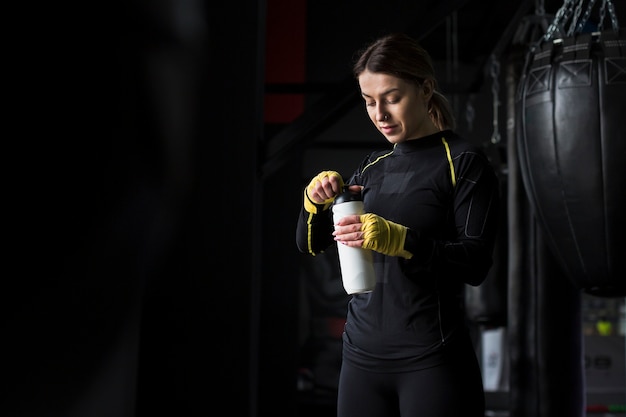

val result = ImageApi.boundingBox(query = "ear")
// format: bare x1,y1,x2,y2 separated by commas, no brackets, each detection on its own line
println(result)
421,79,434,100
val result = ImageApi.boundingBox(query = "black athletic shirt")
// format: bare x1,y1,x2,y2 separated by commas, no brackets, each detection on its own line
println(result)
295,130,500,373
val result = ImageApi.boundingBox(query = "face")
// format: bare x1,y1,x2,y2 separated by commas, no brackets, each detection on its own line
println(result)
358,70,439,144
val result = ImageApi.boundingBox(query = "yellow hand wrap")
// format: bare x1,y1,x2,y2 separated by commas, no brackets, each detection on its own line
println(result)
360,213,413,259
304,171,344,214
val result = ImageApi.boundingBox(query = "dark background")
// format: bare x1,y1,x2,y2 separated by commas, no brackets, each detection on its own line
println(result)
5,0,624,416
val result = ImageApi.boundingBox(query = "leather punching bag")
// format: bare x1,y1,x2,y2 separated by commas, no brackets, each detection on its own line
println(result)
516,28,626,297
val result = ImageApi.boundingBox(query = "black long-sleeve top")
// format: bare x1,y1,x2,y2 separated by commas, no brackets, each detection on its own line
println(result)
295,130,500,372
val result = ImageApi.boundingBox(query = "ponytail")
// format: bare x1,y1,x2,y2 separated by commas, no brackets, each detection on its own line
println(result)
429,90,456,131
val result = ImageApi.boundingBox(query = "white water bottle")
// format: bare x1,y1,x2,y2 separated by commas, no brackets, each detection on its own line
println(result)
332,186,376,294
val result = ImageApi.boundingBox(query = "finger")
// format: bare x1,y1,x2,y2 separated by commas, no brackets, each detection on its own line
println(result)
321,177,341,199
336,237,365,248
333,230,363,241
311,179,335,201
329,176,344,194
309,186,326,203
335,214,362,226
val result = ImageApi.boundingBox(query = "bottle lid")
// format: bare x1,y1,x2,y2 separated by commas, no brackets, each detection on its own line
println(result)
334,185,362,204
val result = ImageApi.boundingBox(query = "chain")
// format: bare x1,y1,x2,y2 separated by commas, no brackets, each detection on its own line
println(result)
599,0,608,30
606,0,620,30
575,0,597,32
597,0,619,31
544,0,577,41
567,0,585,36
489,56,501,144
546,0,620,38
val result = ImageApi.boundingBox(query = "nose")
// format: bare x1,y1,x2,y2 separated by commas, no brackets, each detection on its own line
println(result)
376,106,388,122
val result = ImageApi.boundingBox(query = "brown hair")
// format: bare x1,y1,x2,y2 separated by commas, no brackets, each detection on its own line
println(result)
353,33,456,131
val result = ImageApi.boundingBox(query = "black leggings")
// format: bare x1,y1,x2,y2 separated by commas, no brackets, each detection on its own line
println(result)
337,346,485,417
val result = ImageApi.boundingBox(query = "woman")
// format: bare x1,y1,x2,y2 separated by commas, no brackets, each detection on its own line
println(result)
295,33,500,417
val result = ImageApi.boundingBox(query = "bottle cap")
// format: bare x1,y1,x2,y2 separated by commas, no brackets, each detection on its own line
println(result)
334,185,362,205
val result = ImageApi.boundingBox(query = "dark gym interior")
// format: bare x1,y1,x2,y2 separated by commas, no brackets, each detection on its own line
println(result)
6,0,625,416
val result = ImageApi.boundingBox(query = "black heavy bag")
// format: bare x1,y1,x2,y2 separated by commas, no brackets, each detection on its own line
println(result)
516,20,626,295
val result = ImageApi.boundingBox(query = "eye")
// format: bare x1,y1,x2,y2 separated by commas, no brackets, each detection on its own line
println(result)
365,101,375,107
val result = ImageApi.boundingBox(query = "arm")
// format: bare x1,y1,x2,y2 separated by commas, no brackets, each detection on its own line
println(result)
403,151,501,286
295,205,335,255
295,171,344,255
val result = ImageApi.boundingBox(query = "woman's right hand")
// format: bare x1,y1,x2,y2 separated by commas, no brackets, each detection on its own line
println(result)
303,171,344,213
307,170,344,203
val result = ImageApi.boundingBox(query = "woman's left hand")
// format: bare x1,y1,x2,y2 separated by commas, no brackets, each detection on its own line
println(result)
333,214,364,247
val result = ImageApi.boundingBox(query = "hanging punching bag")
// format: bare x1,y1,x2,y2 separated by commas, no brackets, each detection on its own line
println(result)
516,13,626,297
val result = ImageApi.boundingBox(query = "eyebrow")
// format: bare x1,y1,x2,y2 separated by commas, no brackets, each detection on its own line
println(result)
361,87,400,98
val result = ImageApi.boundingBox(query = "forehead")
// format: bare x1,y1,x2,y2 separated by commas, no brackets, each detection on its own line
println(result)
358,71,410,96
